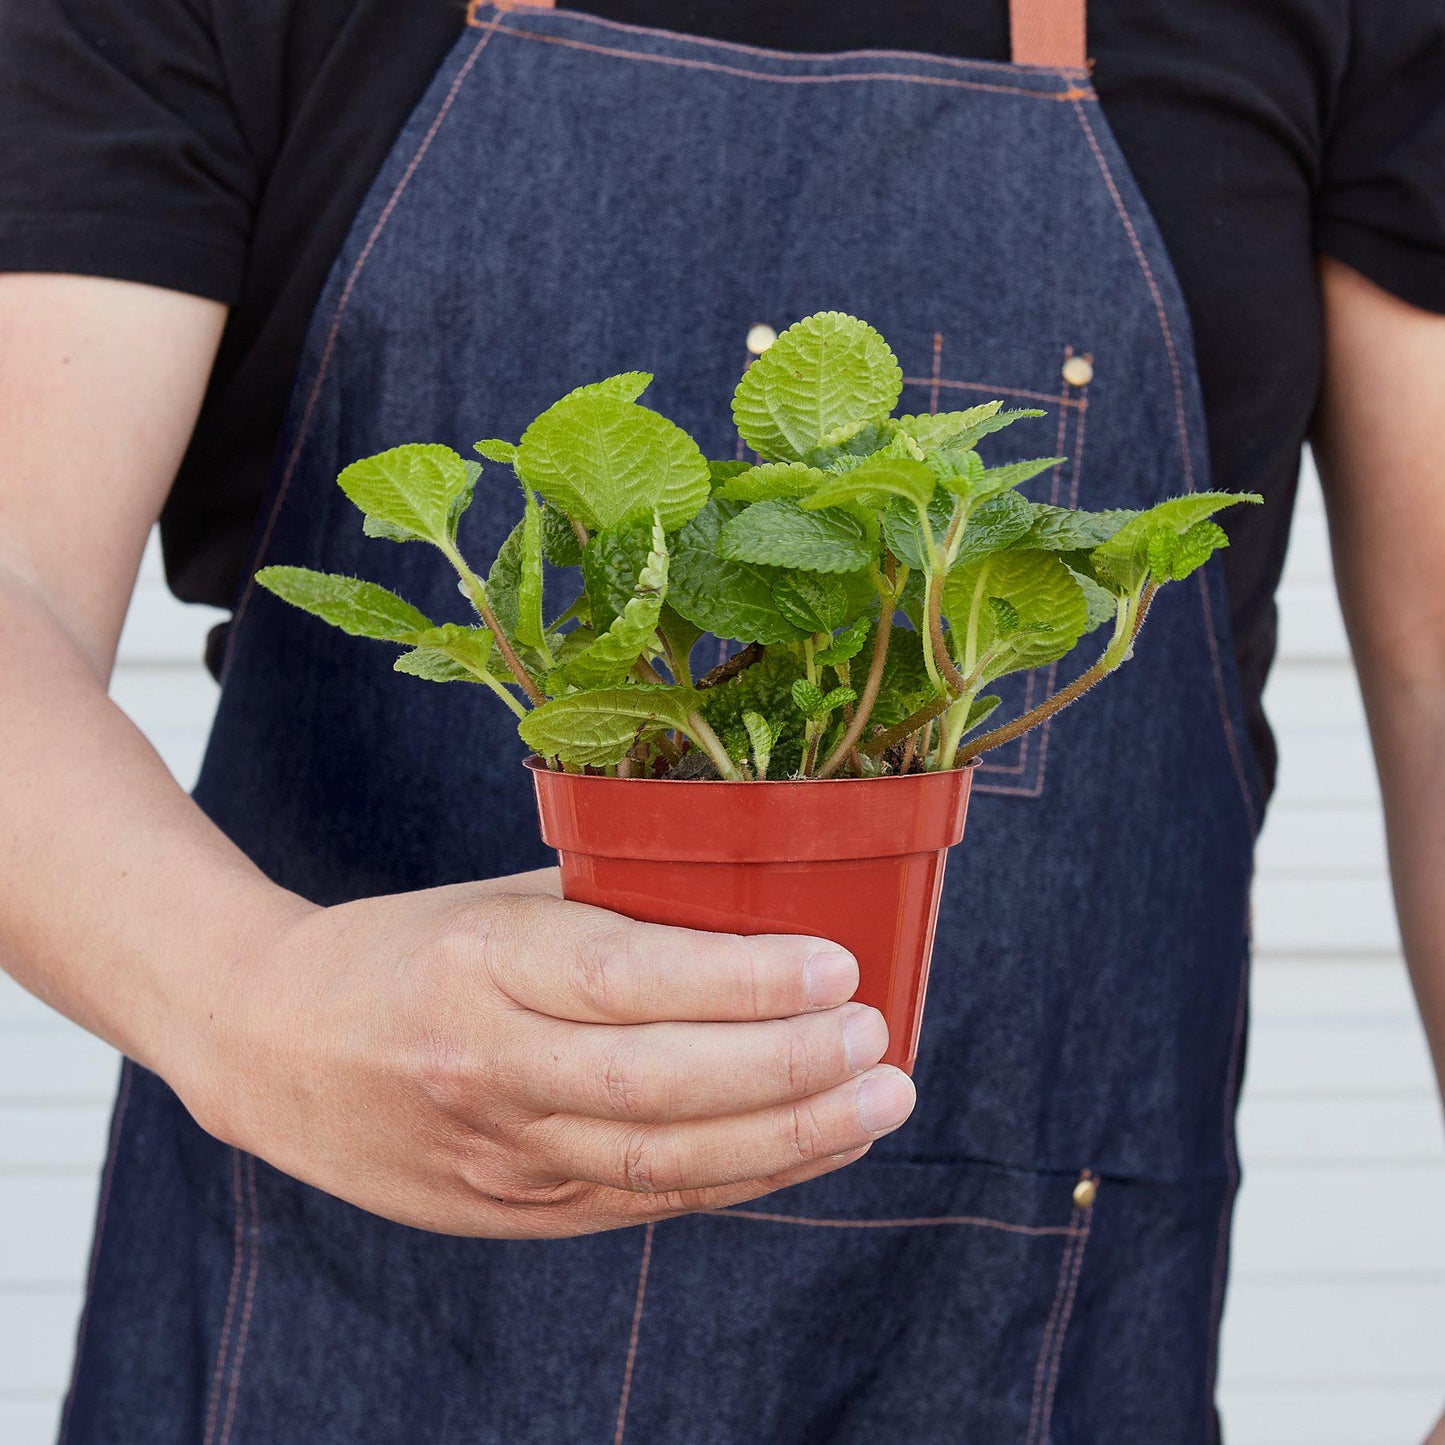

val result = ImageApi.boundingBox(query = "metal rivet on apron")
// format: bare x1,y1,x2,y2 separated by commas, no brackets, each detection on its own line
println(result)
1061,354,1094,387
746,323,779,355
1072,1174,1098,1209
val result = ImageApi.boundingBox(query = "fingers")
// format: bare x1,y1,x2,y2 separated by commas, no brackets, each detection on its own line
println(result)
478,893,859,1024
531,1064,916,1198
520,1003,890,1123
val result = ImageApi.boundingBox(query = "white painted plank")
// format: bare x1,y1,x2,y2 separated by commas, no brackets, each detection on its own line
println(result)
0,1179,100,1287
1262,662,1367,732
1238,1096,1445,1164
1255,804,1387,879
0,1401,63,1445
1252,878,1401,954
0,1108,112,1175
0,1033,120,1106
0,1293,82,1394
1244,1015,1434,1098
1218,1386,1442,1445
1248,959,1416,1017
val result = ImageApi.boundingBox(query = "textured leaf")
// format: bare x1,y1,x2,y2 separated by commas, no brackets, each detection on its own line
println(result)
732,312,902,462
801,419,906,472
485,518,525,639
448,460,482,540
943,550,1089,679
897,404,1003,451
882,490,954,570
988,597,1022,634
708,461,752,487
667,500,805,645
961,693,1002,737
516,391,710,532
549,516,668,690
716,462,831,503
1016,502,1138,552
952,490,1036,566
657,605,703,678
943,407,1047,453
338,444,475,545
515,490,546,650
393,624,496,683
699,645,808,775
1148,519,1229,582
816,615,872,668
802,456,936,513
255,567,433,640
771,571,848,634
1090,492,1260,594
541,503,585,566
519,685,701,767
742,711,775,779
791,678,825,717
718,499,872,574
582,516,654,632
1067,564,1120,632
969,456,1064,494
863,626,936,729
557,372,653,405
475,439,518,464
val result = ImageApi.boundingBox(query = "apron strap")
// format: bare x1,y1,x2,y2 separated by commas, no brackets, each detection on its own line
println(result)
1009,0,1087,69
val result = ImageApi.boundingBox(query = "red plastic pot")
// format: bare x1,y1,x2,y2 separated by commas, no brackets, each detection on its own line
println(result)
528,760,976,1073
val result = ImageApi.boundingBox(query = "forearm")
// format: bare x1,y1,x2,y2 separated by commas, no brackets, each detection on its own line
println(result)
0,564,311,1084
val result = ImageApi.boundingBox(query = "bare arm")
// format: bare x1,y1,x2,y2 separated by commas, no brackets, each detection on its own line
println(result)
0,273,911,1237
1314,256,1445,1105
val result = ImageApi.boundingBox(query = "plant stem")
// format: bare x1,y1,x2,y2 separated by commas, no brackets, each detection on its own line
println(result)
955,586,1155,764
816,607,893,778
685,710,742,781
696,642,764,691
925,572,967,694
478,673,529,719
860,690,950,759
439,540,547,707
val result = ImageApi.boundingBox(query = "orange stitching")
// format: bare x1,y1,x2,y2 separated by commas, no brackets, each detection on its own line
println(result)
902,375,1085,409
217,1155,261,1445
57,1065,134,1445
713,1208,1078,1236
465,1,1092,78
202,1150,246,1445
928,332,943,415
1035,1193,1093,1439
223,21,501,678
1025,1220,1078,1444
478,22,1083,100
1067,93,1259,834
613,1223,654,1445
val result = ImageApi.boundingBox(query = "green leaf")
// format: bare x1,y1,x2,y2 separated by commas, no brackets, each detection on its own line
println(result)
337,444,475,545
732,312,903,463
516,390,710,532
742,711,775,779
716,462,831,503
699,645,808,775
255,566,434,640
540,503,585,566
393,623,496,683
548,516,668,691
1090,492,1261,594
897,404,1003,451
708,460,752,487
1016,502,1138,552
1067,564,1120,632
515,490,546,650
988,596,1022,634
582,516,654,632
485,518,525,639
771,572,848,634
791,679,856,721
952,489,1036,566
801,456,936,513
864,626,937,729
816,614,872,668
667,500,806,645
448,460,481,541
657,604,703,679
718,499,873,575
943,550,1090,679
801,419,906,472
1147,519,1229,582
882,490,954,570
475,439,518,464
961,693,1002,737
519,685,701,767
558,372,654,405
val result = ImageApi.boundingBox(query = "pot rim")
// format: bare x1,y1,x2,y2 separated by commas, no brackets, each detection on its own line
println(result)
521,756,981,787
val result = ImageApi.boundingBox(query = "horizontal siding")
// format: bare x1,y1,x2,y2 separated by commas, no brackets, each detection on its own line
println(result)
2,470,1442,1445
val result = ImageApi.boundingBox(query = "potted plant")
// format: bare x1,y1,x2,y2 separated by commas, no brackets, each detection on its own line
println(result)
257,313,1256,1072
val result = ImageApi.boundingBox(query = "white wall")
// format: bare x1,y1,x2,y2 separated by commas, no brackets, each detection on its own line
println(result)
1,461,1442,1442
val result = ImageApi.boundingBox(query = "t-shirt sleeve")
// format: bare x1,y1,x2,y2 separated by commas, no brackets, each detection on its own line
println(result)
1316,0,1445,313
0,0,257,303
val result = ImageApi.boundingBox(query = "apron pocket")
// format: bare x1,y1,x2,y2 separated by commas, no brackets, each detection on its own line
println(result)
618,1156,1095,1444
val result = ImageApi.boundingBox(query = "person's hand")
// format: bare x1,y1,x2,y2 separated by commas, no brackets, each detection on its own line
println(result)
181,869,913,1238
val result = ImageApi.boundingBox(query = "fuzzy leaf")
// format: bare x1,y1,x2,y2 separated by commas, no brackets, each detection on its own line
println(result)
718,499,872,575
952,489,1036,566
732,312,902,463
540,503,585,566
988,596,1022,634
771,572,848,635
667,500,805,645
515,490,547,650
582,517,654,632
816,615,872,668
802,456,936,513
448,460,482,541
943,550,1089,679
255,567,434,640
393,624,496,683
1016,502,1138,552
558,372,654,405
1090,492,1261,594
338,444,476,545
1148,519,1229,582
962,693,1002,737
394,649,479,683
485,519,525,639
881,490,954,570
549,516,668,690
519,685,701,767
516,391,710,532
801,419,907,472
475,439,518,464
699,646,808,775
791,680,856,721
742,711,775,779
897,404,1002,451
716,462,831,503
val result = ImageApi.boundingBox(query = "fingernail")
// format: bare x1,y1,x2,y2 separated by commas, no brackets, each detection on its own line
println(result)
804,950,858,1008
855,1067,916,1135
842,1005,888,1073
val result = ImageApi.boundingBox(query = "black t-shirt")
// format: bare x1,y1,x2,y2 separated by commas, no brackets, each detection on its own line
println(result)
2,0,1444,791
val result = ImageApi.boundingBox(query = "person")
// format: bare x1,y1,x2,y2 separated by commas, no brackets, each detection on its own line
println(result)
1,0,1442,1439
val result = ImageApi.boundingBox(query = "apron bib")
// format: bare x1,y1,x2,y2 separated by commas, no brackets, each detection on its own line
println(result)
63,3,1263,1440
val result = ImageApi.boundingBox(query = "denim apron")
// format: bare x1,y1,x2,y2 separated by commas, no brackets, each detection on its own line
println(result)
62,1,1263,1439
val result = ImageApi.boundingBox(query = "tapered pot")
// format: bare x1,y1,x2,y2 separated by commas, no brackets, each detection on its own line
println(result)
527,760,976,1073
